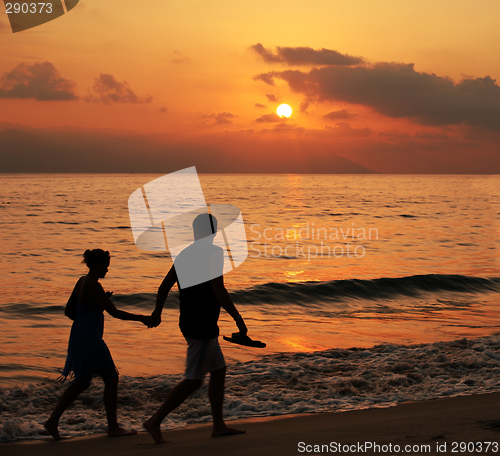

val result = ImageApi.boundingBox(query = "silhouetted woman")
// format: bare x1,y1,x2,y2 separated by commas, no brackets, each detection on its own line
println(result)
44,249,153,439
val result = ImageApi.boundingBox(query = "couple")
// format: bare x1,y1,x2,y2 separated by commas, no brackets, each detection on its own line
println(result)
44,213,248,444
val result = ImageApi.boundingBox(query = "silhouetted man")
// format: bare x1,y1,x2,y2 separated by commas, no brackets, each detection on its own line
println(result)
144,213,247,443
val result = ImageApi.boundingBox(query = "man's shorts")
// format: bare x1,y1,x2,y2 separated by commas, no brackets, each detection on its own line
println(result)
184,337,226,380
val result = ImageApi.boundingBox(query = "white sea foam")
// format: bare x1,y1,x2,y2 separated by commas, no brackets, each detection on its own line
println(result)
2,334,500,442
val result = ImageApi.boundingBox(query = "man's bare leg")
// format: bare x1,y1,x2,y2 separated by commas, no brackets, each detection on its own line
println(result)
209,367,245,437
144,379,202,444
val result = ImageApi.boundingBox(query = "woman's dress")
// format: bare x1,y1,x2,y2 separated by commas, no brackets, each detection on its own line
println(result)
61,279,116,381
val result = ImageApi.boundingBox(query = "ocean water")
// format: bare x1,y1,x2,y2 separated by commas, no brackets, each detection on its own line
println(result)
0,173,499,441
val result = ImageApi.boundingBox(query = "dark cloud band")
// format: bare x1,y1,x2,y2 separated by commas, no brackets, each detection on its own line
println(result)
251,43,364,66
267,63,500,131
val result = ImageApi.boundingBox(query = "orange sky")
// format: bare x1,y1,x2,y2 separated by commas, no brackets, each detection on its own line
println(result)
1,0,500,173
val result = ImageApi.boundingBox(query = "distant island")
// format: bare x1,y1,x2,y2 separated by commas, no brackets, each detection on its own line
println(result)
0,124,377,174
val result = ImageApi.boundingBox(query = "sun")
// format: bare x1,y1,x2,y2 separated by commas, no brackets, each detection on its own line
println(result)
277,104,292,118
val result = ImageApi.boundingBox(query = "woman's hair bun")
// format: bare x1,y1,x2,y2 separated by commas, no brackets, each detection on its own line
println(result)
82,249,110,268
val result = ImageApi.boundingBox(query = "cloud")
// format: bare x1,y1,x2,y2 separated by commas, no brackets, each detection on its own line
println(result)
264,122,305,133
172,50,190,64
300,100,310,113
85,74,152,104
253,73,275,85
324,109,358,120
258,122,371,138
379,129,412,140
202,112,235,125
414,130,450,140
271,63,500,131
251,43,364,66
265,93,278,102
255,103,266,108
256,113,283,123
159,107,168,113
0,62,78,101
325,122,372,137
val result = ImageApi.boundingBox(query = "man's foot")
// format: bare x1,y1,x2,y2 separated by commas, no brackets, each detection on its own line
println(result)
143,420,169,444
212,424,246,437
43,420,62,440
107,426,137,437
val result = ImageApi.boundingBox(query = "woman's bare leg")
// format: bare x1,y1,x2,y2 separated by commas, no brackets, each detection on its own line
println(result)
44,379,90,440
103,371,136,436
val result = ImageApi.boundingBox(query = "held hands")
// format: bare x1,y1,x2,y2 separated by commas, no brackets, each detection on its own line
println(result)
138,310,162,328
150,310,162,328
141,315,159,328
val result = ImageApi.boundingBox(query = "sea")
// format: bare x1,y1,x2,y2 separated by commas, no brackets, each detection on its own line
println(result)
1,173,499,442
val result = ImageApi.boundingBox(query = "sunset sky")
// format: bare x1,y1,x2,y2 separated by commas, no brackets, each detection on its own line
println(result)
1,0,500,173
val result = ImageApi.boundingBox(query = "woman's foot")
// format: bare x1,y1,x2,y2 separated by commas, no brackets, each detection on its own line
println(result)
43,419,63,440
143,420,169,444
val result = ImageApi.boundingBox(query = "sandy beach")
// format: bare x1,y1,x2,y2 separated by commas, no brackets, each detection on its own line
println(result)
3,393,500,455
